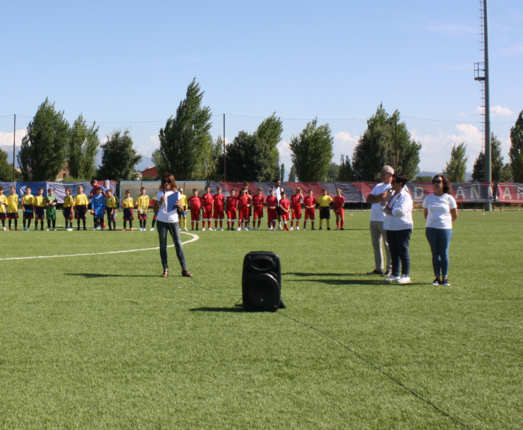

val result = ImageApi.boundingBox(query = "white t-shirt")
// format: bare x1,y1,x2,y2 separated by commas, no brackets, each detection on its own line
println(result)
269,186,283,203
156,191,180,224
369,182,392,222
422,193,457,229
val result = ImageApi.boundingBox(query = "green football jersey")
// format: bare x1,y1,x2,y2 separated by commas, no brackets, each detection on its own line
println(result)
46,195,57,219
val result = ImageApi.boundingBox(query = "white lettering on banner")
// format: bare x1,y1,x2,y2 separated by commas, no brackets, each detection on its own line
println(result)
455,187,466,200
502,186,513,200
414,186,425,200
488,185,494,199
471,186,480,200
517,188,523,200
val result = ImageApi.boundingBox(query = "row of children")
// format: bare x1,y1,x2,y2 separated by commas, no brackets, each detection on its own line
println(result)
181,185,347,231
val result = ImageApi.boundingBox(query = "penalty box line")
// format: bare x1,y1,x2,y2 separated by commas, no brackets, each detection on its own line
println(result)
0,232,200,261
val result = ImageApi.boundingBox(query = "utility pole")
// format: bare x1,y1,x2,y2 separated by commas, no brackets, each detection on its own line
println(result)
223,113,226,181
475,0,491,210
13,114,16,182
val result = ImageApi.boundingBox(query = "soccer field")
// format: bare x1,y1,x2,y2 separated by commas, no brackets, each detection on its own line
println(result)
0,211,521,429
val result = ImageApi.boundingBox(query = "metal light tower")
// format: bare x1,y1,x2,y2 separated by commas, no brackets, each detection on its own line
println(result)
474,0,491,210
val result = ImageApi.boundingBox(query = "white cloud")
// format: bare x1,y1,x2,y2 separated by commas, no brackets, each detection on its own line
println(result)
277,140,292,158
491,106,516,117
471,105,516,117
334,131,359,144
459,112,468,117
0,129,27,147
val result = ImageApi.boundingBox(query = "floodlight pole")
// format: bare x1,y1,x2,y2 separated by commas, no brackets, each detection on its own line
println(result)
13,114,16,182
223,113,226,181
483,0,492,210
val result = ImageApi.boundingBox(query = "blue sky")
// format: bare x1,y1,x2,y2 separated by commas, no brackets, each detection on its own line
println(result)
1,0,522,173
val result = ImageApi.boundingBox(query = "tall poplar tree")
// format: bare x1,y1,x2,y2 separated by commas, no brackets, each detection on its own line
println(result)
67,114,99,180
444,142,468,182
17,98,69,181
472,133,512,182
98,130,142,181
337,154,353,181
156,79,212,179
509,111,523,182
289,118,333,181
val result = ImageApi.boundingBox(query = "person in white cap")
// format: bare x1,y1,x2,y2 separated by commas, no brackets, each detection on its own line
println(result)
365,166,394,276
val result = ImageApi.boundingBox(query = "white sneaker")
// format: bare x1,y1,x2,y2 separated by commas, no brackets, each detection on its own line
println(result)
150,228,155,231
257,227,260,231
220,228,224,231
184,227,188,231
202,228,206,231
3,227,6,231
209,228,213,231
302,228,306,231
237,227,241,231
46,228,50,231
279,223,282,229
397,275,411,284
384,275,401,282
93,228,97,231
53,228,57,231
290,227,293,231
296,227,300,231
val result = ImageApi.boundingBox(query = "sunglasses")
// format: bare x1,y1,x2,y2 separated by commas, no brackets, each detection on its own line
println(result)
162,180,172,184
432,180,442,184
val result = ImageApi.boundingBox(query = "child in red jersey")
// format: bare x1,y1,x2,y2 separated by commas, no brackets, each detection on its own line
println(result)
188,189,202,231
303,189,316,231
201,186,214,231
237,188,251,231
279,191,291,231
266,188,278,231
226,189,238,230
213,186,225,231
334,188,346,230
290,187,303,230
251,187,265,230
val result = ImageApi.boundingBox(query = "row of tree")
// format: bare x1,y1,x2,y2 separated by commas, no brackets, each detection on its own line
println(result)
2,80,523,183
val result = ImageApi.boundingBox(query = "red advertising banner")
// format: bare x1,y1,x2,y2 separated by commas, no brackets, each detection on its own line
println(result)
495,183,523,203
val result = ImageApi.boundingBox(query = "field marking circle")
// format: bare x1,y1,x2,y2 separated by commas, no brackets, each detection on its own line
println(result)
0,232,200,261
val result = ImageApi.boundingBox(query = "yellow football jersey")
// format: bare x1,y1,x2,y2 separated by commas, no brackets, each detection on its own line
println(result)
136,195,149,212
316,195,333,207
63,195,75,208
0,195,7,213
106,196,118,208
7,194,19,213
75,193,88,206
34,195,46,207
122,197,134,209
22,194,34,206
180,194,188,208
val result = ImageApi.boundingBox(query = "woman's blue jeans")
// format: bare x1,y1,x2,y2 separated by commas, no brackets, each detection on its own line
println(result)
425,227,453,278
157,221,187,270
386,229,412,277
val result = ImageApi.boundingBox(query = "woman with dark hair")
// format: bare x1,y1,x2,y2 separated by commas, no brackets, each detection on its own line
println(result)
422,175,458,286
380,172,413,284
153,173,192,278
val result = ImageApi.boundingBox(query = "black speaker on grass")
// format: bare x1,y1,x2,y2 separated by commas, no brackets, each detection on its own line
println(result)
242,251,286,312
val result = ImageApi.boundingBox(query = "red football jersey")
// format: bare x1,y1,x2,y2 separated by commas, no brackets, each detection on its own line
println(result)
226,196,238,210
291,194,302,208
334,196,345,210
252,195,264,207
188,196,202,210
201,193,214,207
266,196,278,208
304,196,316,208
214,194,225,209
238,194,251,208
279,198,290,210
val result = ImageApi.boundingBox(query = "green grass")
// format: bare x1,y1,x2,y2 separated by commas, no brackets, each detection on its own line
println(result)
0,211,521,429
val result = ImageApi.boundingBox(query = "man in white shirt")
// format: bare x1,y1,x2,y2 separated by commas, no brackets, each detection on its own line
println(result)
365,166,394,276
269,180,284,229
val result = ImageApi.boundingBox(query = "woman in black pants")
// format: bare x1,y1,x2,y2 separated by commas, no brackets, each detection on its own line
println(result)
153,173,192,278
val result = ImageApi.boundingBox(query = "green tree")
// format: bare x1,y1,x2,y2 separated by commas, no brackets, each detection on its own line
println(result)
325,162,339,182
256,113,284,178
280,163,285,182
67,114,99,180
289,118,334,181
444,142,468,182
17,98,69,181
337,154,353,181
0,149,13,181
218,132,276,181
472,133,511,182
509,111,523,182
156,79,212,180
98,129,142,181
352,104,421,181
414,175,433,182
288,165,297,182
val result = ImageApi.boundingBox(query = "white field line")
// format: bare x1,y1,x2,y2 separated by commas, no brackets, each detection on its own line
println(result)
0,232,200,261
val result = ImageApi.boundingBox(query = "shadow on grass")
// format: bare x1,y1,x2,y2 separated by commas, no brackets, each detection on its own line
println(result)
189,306,246,313
66,273,159,279
283,272,361,277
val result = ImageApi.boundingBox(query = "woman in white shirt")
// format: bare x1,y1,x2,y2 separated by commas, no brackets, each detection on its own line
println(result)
380,173,413,284
422,175,458,286
153,173,192,278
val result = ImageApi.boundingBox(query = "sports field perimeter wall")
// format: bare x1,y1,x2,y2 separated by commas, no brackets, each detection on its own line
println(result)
210,181,523,204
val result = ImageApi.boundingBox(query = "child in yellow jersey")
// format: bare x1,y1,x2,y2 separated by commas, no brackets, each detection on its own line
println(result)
7,186,19,230
105,189,118,231
179,187,188,231
150,184,163,231
316,188,333,231
75,185,89,230
122,190,134,231
63,188,75,231
0,187,7,231
22,186,35,231
34,187,46,231
136,187,150,231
